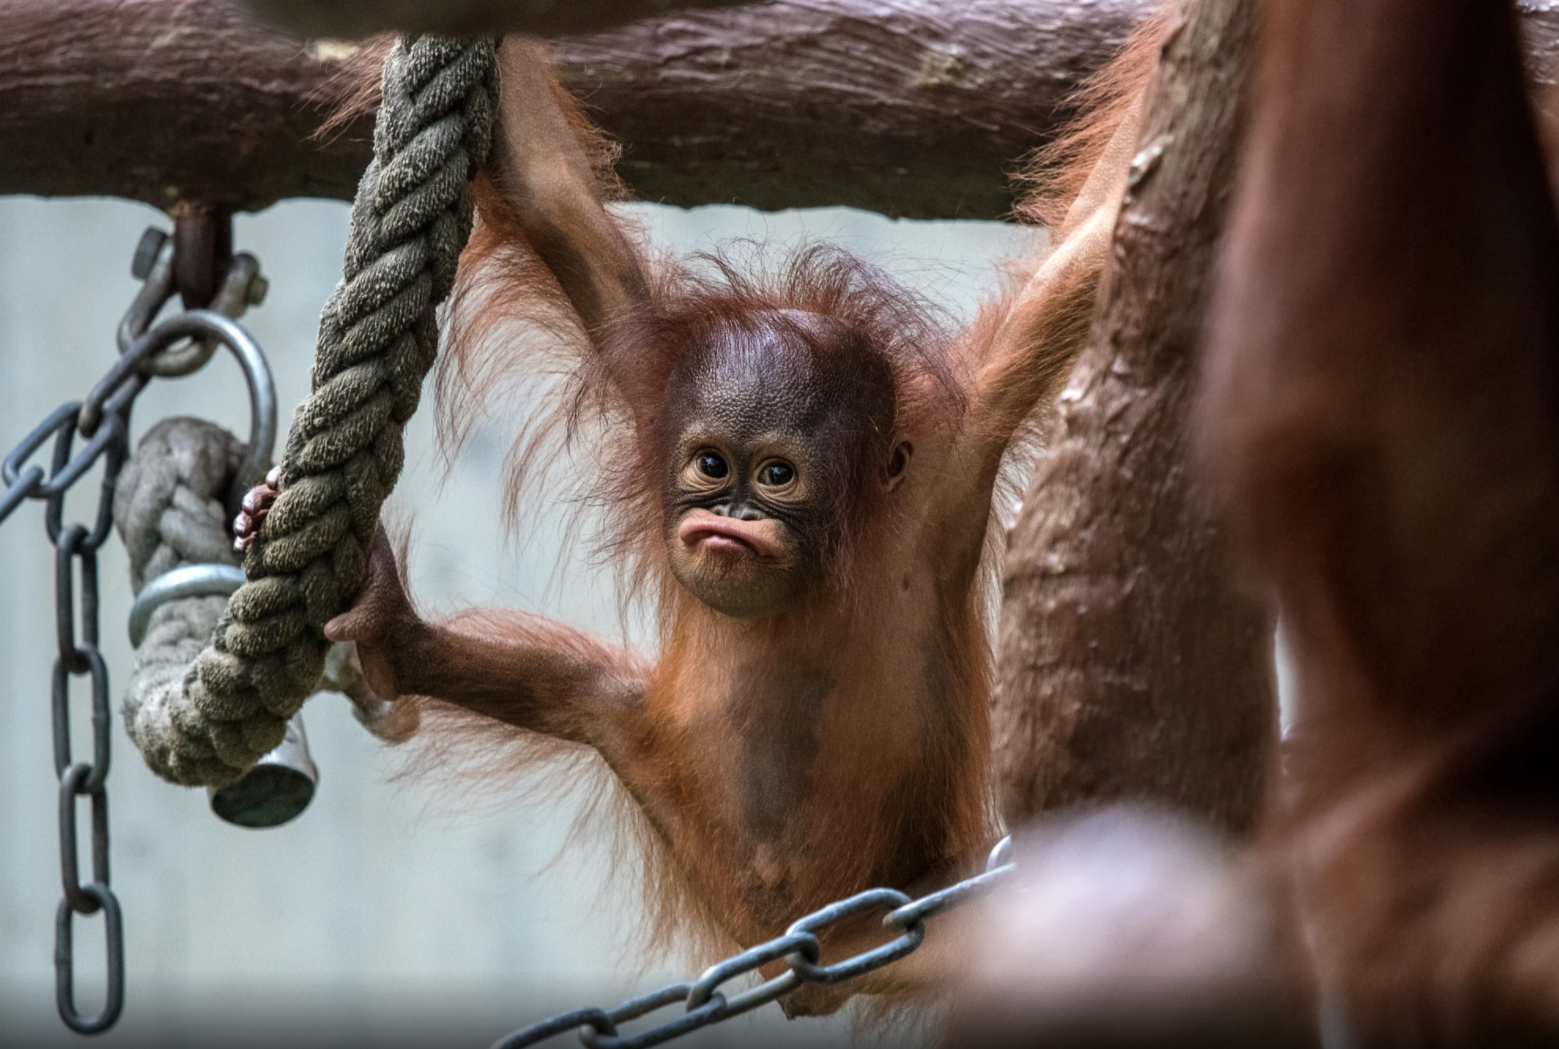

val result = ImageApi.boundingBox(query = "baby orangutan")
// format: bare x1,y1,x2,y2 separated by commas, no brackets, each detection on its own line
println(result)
235,34,1143,1014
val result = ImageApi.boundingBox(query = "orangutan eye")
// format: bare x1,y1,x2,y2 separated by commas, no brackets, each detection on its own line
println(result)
696,452,729,479
757,461,795,487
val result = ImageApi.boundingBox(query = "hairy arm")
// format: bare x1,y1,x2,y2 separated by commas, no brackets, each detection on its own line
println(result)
969,99,1142,459
927,101,1142,569
487,37,650,333
325,532,650,756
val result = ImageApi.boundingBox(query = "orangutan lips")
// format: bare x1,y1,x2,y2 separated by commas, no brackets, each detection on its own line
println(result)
678,511,781,559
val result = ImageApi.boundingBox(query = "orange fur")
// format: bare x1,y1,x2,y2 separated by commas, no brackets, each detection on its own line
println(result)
321,27,1166,1016
311,35,395,143
1016,6,1171,230
1205,0,1559,1040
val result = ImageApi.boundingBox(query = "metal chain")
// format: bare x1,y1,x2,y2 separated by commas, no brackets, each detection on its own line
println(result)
494,837,1016,1049
0,222,268,1034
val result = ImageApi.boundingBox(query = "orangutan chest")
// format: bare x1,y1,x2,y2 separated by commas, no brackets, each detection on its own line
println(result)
720,661,833,842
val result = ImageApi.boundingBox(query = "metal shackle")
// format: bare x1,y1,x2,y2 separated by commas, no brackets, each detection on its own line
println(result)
128,563,319,828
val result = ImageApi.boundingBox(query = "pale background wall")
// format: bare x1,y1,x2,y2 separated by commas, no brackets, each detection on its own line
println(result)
0,195,1036,1048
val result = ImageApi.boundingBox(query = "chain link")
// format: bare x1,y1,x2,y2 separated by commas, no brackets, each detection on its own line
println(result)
494,837,1015,1049
26,402,129,1034
0,223,269,1034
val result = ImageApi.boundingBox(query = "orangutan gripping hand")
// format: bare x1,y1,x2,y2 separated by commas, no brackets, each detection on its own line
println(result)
323,530,650,755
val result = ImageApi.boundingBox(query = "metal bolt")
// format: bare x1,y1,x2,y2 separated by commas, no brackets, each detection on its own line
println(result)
246,274,270,308
131,228,169,281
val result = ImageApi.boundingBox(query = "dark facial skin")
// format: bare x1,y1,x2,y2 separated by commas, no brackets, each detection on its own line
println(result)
662,319,895,618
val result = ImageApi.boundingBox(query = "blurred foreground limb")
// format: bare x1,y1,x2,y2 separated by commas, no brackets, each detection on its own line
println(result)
1204,0,1559,1041
948,807,1314,1048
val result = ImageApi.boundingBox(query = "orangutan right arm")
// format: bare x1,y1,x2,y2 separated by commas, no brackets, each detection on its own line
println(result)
324,530,650,751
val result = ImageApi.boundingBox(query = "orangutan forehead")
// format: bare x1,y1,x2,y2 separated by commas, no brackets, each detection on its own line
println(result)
666,311,896,437
672,337,836,438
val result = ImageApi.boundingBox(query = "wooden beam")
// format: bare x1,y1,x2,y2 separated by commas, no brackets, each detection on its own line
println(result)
241,0,759,37
0,0,1146,218
5,0,1558,218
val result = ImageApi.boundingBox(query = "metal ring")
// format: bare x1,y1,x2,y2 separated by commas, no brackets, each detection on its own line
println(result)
602,982,691,1027
786,888,913,938
51,649,111,790
35,412,124,504
57,765,104,914
584,994,726,1049
714,970,800,1019
83,310,276,487
144,254,264,378
1,403,77,488
54,526,89,665
128,563,246,647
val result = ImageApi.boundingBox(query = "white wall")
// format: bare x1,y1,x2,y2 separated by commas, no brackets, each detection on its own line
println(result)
0,196,1035,1049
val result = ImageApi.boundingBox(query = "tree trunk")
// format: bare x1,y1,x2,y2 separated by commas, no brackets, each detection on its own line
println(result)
991,0,1273,834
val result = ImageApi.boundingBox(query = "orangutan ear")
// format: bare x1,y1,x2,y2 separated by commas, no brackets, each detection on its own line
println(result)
884,441,913,493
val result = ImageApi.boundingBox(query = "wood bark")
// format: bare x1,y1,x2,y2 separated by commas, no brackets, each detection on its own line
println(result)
556,0,1152,219
6,0,1559,218
0,0,1149,219
241,0,756,37
991,0,1272,834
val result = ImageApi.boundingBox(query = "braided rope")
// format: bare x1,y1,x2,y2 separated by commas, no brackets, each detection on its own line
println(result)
116,419,250,785
146,37,497,786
